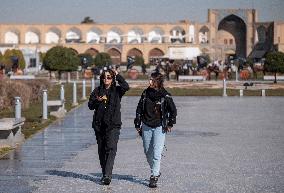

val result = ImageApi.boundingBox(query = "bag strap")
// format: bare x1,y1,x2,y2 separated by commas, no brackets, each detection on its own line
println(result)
140,90,147,113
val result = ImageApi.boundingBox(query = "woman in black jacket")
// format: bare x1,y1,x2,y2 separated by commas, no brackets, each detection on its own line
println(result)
88,69,129,185
134,72,177,188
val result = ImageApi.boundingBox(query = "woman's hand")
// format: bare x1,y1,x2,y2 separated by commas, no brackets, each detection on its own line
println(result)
96,96,103,101
96,95,107,101
136,127,142,136
165,127,172,133
112,69,118,75
101,95,107,100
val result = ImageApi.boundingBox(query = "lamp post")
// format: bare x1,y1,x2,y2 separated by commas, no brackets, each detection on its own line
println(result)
223,78,227,97
42,90,48,120
72,81,78,106
15,97,21,120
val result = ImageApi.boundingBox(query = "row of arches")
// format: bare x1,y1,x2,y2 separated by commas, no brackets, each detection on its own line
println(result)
82,47,165,64
4,13,265,61
3,25,210,45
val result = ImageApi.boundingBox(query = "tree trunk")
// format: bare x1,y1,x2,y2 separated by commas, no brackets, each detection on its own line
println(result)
67,72,71,83
58,71,62,82
274,72,277,84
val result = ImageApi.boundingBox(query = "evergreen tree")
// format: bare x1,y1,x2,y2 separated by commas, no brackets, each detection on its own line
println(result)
81,16,95,24
94,52,111,67
43,46,80,80
265,51,284,83
3,49,26,70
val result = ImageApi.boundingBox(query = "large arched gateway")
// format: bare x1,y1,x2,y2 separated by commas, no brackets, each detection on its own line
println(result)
218,14,247,59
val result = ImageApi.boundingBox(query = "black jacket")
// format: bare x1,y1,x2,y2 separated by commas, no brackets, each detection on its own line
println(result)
134,87,177,129
88,74,129,129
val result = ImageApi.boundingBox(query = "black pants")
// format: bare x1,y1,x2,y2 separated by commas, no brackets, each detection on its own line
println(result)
94,122,120,177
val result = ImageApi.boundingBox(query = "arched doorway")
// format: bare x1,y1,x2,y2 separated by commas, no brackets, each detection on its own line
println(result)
87,27,102,43
148,27,165,43
25,28,40,44
45,27,61,44
148,48,165,64
170,26,186,43
4,29,20,44
107,48,121,65
127,48,143,58
107,27,123,44
218,14,247,59
85,48,99,58
148,48,164,59
199,26,210,44
127,27,144,43
66,27,82,43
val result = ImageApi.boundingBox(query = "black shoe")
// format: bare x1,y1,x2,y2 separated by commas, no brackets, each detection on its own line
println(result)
100,176,105,183
157,172,161,178
151,172,161,178
102,176,112,185
149,176,158,188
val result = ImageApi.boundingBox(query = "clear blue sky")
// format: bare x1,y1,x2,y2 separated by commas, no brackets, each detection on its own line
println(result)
0,0,283,24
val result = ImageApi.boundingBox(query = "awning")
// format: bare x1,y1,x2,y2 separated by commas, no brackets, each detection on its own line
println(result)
249,50,266,59
167,47,201,60
225,49,235,55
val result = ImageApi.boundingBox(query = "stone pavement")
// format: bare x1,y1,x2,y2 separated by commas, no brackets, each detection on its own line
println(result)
0,96,284,193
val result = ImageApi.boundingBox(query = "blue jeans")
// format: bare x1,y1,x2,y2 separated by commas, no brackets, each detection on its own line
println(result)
142,123,166,176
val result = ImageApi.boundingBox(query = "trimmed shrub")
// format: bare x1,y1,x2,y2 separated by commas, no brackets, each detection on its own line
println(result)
0,80,50,111
0,80,31,110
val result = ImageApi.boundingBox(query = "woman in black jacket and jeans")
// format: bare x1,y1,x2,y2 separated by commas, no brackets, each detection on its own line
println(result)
88,69,129,185
134,72,177,188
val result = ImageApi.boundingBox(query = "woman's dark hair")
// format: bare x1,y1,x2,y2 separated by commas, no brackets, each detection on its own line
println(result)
151,72,164,89
99,69,116,88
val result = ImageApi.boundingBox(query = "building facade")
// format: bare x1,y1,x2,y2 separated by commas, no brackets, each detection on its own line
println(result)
0,9,284,70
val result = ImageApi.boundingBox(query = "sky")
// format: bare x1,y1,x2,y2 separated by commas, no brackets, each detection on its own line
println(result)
0,0,284,24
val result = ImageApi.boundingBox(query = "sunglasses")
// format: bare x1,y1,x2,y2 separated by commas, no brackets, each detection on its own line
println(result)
103,76,112,80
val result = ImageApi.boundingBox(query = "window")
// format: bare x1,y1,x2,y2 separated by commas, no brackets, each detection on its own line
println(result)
278,37,281,43
257,26,266,43
224,39,228,45
229,39,233,45
29,58,36,68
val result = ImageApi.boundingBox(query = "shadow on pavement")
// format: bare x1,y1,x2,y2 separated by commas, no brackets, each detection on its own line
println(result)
90,173,148,186
45,170,148,186
46,170,100,184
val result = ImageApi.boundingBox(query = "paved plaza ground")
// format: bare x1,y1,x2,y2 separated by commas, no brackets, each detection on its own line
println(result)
0,96,284,193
